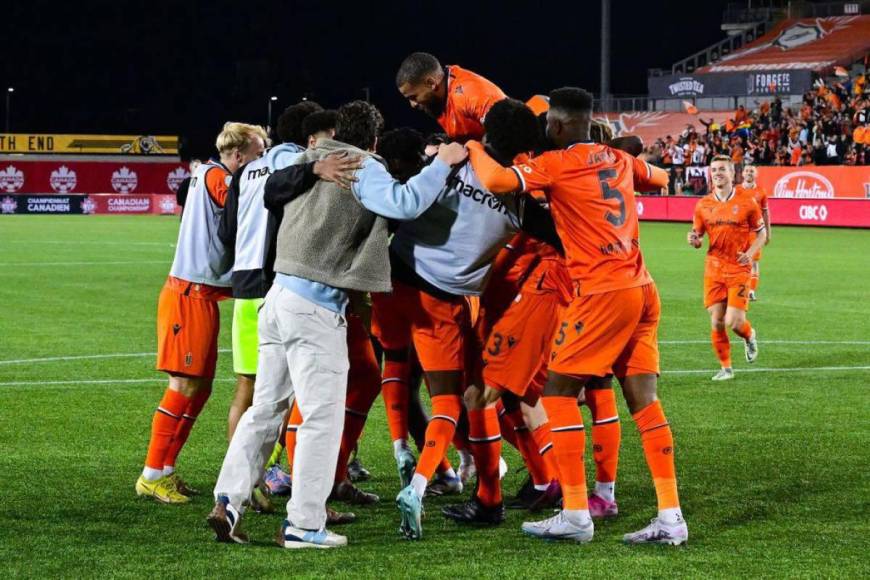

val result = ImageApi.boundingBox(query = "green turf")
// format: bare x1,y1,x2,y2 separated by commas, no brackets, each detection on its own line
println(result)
0,216,868,578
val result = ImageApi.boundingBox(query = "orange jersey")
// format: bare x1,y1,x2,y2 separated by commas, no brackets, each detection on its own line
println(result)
436,65,506,142
735,183,768,213
693,191,764,276
468,141,666,296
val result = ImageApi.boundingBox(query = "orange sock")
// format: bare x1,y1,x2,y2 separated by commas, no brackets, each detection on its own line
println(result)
381,359,409,443
633,400,680,511
335,334,382,483
163,387,211,471
711,329,731,368
585,388,621,485
541,397,588,510
144,388,190,476
531,422,559,482
733,321,753,341
750,273,759,291
496,402,519,450
284,401,303,472
414,394,461,483
504,409,550,487
468,407,502,506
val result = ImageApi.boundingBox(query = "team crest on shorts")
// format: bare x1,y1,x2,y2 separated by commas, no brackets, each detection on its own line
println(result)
184,352,193,367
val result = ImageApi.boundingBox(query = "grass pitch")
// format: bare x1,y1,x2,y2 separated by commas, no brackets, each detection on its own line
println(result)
0,216,868,578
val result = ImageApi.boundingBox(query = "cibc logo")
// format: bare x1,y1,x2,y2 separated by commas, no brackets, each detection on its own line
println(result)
799,204,829,221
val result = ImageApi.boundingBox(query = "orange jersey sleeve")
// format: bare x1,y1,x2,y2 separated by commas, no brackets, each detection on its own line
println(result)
466,140,523,194
630,155,669,191
696,192,764,274
204,166,230,207
437,65,506,141
692,200,707,235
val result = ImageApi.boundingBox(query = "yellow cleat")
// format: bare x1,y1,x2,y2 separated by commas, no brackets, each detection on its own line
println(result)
135,475,190,504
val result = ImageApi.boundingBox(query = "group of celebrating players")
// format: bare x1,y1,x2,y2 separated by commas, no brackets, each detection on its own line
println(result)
133,51,771,549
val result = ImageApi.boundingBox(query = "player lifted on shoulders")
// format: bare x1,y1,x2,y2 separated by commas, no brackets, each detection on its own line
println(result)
396,52,505,142
466,87,687,545
689,156,766,381
734,164,771,301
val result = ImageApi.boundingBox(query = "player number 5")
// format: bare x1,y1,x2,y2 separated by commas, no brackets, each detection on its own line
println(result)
598,169,625,227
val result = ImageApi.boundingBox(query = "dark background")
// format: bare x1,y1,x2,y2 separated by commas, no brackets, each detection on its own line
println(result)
1,0,729,158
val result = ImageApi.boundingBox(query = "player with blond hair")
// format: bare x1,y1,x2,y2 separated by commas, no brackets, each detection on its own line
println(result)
135,122,266,504
689,155,765,381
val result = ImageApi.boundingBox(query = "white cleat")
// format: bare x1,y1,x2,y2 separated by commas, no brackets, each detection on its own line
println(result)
748,290,757,302
498,456,508,480
744,329,758,363
521,511,594,543
623,516,688,546
712,367,734,381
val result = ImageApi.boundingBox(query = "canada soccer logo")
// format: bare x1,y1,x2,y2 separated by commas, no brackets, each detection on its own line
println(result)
1,195,18,214
166,167,189,193
50,165,78,193
0,165,24,193
80,196,97,214
111,166,138,193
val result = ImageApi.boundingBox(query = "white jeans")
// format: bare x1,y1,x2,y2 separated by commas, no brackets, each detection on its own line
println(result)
213,284,349,530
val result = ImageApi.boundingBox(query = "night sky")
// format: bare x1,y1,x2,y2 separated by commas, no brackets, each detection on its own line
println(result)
3,0,730,158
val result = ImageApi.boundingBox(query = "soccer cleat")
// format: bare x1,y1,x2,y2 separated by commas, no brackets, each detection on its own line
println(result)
712,367,734,381
207,496,249,544
442,496,505,525
588,493,619,519
506,476,538,509
395,447,417,489
166,473,200,496
748,290,757,302
326,506,357,525
528,480,563,512
396,485,424,540
135,475,190,504
745,328,758,363
425,472,463,497
458,460,477,485
499,456,508,480
330,479,380,505
250,485,275,513
347,457,371,482
623,516,688,546
264,464,293,496
521,510,594,543
276,519,347,549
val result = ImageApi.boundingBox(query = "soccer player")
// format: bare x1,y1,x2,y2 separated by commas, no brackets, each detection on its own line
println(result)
135,122,266,504
466,87,688,545
375,98,559,540
396,52,505,142
209,100,467,549
689,156,766,381
734,164,771,301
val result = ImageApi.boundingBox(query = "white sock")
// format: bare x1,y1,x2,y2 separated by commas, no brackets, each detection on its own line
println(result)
659,507,684,525
442,467,457,480
458,449,473,467
410,473,427,498
163,466,175,477
142,467,163,481
563,509,592,526
534,483,549,492
594,481,615,502
392,439,408,458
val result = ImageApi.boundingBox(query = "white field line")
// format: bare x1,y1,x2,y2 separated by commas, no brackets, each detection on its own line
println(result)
0,260,170,267
660,340,870,345
1,365,869,388
0,349,231,366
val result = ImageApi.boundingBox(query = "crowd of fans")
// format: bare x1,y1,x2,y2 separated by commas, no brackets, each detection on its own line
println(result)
642,68,870,195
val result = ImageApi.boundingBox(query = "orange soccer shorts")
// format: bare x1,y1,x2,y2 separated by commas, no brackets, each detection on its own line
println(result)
156,276,229,379
480,288,561,398
549,283,661,378
704,271,751,311
371,279,472,372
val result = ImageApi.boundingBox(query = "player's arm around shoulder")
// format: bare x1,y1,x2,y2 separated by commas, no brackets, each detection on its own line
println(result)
465,140,525,194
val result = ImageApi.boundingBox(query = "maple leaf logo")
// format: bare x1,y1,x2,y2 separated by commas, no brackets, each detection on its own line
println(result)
50,165,78,193
111,166,138,193
0,165,24,193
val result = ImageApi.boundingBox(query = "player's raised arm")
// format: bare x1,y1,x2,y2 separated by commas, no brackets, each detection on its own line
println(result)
629,153,669,192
